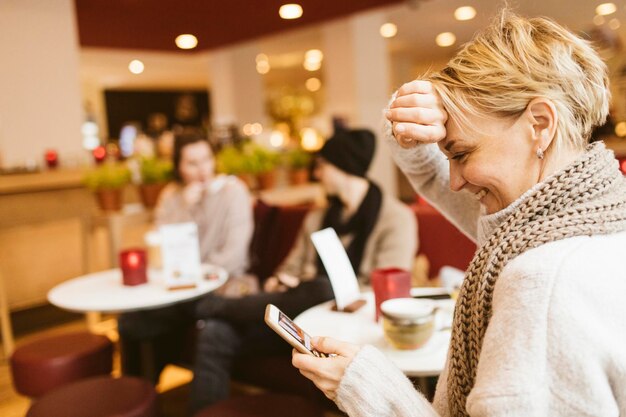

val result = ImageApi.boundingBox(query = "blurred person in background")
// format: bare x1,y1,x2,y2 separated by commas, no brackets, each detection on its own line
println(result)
188,128,418,413
118,130,254,385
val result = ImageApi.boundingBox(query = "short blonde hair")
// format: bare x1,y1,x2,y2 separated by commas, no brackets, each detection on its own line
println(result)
429,9,610,153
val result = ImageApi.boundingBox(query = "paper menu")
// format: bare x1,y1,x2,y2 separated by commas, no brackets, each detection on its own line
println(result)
159,222,202,289
310,227,361,310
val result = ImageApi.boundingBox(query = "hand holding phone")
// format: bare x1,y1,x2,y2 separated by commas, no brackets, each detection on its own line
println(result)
264,304,328,357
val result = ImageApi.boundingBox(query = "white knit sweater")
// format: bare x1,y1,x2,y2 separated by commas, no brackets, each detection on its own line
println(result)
336,140,626,417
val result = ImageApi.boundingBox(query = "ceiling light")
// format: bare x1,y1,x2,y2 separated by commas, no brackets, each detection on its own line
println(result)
436,32,456,47
304,49,323,63
594,15,606,25
454,6,476,21
128,59,144,74
596,3,617,16
175,34,198,50
256,60,270,74
305,77,321,92
609,18,621,29
380,23,398,38
279,4,303,20
256,53,269,63
303,60,321,71
615,121,626,137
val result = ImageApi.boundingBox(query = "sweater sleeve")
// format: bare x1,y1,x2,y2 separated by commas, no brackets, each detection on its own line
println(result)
382,108,480,242
336,345,440,417
204,180,254,276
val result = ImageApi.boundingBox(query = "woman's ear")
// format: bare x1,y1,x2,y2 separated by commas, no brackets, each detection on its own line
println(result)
525,98,558,153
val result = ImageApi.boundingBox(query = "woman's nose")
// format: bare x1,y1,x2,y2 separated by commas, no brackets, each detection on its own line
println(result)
448,164,467,192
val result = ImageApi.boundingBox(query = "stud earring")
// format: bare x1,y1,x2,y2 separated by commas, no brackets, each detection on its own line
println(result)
536,147,544,160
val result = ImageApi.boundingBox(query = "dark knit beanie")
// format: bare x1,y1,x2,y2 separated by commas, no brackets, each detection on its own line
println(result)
318,129,376,178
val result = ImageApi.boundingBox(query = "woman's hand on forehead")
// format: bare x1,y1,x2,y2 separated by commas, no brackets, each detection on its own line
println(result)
386,80,448,147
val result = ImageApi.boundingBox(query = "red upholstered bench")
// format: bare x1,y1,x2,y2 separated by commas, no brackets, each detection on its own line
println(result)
411,201,476,279
26,376,157,417
11,331,113,397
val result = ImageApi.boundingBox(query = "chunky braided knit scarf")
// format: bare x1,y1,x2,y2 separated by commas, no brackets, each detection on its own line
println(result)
447,142,626,416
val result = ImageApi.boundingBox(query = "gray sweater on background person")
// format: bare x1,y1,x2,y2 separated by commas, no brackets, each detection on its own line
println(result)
155,175,253,276
277,194,418,284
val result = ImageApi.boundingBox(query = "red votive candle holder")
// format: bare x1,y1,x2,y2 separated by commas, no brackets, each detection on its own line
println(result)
371,267,411,321
119,248,148,286
45,149,59,169
93,146,107,165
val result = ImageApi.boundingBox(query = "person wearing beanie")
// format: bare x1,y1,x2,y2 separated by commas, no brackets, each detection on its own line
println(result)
186,128,418,413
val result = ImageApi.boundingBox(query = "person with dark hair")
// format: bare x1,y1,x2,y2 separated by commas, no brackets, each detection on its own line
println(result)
188,128,418,413
117,131,253,386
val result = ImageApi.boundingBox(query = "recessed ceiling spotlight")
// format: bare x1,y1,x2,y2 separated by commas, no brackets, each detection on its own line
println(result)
436,32,456,47
454,6,476,21
305,77,321,92
596,3,617,16
128,59,144,74
609,18,621,29
175,34,198,50
256,53,269,63
279,4,303,20
380,23,398,38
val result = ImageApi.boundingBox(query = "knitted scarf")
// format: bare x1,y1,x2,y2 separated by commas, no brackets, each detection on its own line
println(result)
447,142,626,416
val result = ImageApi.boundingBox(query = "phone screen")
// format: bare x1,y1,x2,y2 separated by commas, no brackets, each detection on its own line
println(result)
278,311,326,357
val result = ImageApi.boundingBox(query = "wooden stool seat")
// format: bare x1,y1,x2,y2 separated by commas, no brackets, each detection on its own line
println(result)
27,376,157,417
11,331,113,397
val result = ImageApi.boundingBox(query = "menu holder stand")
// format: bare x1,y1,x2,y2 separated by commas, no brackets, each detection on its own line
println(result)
160,222,202,291
330,298,366,313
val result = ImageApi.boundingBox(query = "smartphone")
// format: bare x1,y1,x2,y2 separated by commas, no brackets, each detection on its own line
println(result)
264,304,327,357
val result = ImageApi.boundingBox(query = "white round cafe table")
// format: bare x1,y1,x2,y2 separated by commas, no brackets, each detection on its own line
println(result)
48,264,228,314
294,287,454,377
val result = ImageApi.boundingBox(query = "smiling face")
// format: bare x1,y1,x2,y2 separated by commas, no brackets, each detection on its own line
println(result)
178,141,215,184
438,111,543,214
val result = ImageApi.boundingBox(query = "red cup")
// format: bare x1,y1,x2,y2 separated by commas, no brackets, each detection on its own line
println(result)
371,267,411,321
119,248,148,286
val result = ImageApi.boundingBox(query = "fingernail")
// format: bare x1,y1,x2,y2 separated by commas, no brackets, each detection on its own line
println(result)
384,110,391,119
395,124,405,133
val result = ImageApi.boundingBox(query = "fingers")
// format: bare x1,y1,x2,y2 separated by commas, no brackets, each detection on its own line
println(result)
387,107,443,125
396,80,434,97
390,92,438,109
312,337,359,358
394,123,446,145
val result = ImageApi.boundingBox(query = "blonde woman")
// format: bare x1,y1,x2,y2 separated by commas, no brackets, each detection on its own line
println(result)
293,10,626,417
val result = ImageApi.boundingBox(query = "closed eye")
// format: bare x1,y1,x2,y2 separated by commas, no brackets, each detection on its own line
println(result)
450,153,467,161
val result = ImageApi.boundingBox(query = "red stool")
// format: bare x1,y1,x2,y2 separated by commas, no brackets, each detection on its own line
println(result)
26,376,157,417
194,393,324,417
11,331,113,397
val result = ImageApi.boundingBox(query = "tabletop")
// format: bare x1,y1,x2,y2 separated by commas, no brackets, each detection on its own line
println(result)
294,287,454,377
48,264,228,314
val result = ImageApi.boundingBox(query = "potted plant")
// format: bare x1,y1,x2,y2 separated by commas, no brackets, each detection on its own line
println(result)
242,143,280,190
216,146,256,189
284,148,312,185
138,157,173,208
83,163,132,211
